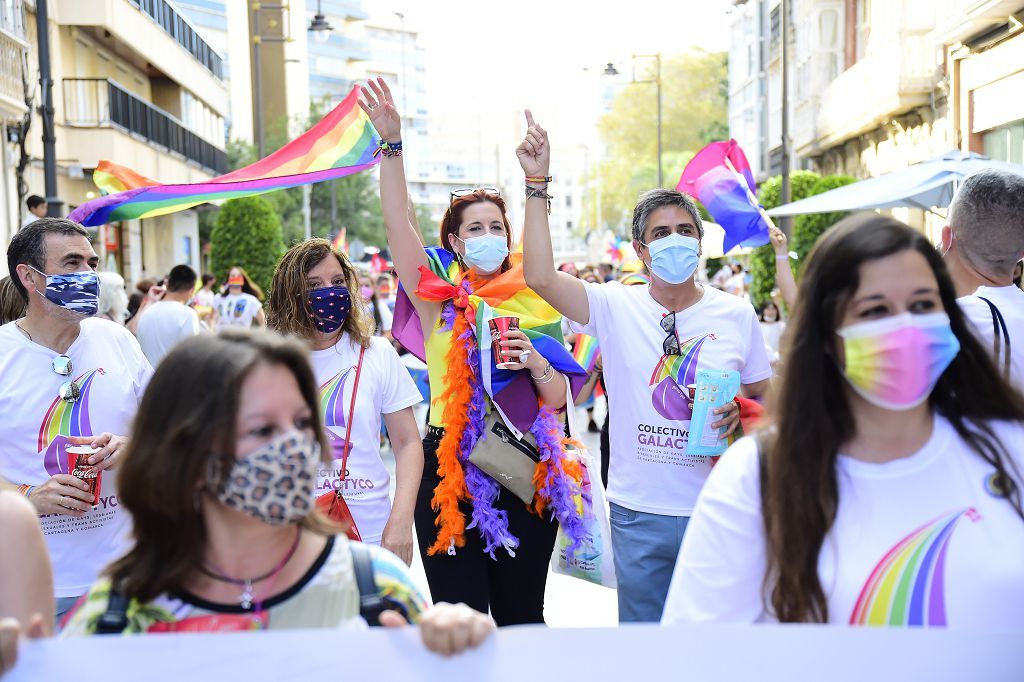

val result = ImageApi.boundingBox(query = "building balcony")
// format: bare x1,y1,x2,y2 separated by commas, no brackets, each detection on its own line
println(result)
794,30,939,156
55,0,227,116
63,78,227,175
0,25,29,119
933,0,1023,45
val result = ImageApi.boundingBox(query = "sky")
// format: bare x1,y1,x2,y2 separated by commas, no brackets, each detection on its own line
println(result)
371,0,734,148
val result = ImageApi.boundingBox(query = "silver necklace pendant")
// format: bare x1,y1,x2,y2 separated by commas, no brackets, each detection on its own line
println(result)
240,581,255,610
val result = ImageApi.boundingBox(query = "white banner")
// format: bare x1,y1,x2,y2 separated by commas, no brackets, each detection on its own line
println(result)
8,623,1022,681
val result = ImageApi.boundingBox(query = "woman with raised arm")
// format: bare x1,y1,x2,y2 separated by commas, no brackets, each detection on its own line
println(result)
360,78,589,626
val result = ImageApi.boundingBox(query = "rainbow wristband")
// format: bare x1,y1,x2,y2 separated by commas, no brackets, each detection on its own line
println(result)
525,175,552,184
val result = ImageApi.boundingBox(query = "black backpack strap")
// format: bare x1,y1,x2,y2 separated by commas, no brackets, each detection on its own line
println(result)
977,296,1011,379
95,588,130,634
350,542,388,626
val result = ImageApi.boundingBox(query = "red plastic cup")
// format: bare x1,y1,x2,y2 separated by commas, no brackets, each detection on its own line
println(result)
489,316,521,369
67,446,102,506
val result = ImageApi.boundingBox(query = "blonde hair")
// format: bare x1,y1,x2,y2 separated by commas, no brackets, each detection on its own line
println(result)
266,239,374,349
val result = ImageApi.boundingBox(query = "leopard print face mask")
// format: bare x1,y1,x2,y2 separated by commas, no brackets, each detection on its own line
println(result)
208,430,321,525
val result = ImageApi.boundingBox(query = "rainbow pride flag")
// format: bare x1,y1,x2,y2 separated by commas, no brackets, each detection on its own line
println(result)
572,334,600,372
392,247,586,433
332,227,348,253
69,86,380,226
92,161,159,194
677,139,769,252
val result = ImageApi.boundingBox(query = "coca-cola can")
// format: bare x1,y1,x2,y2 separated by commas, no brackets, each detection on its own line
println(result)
67,445,102,506
488,316,520,369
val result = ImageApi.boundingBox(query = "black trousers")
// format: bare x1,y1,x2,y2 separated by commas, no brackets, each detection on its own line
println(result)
414,430,557,626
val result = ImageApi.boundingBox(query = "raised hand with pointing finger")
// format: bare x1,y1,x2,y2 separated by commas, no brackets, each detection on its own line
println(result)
516,110,550,181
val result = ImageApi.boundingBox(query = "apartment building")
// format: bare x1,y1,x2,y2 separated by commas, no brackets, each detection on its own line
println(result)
0,0,30,269
15,0,230,284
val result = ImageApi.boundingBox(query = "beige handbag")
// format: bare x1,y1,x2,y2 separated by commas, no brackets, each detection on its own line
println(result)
468,411,542,504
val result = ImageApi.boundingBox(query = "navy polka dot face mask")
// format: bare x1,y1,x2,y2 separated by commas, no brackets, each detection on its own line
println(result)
307,285,351,334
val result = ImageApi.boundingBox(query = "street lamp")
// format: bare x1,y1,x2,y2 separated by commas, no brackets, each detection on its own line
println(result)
309,1,333,43
604,54,663,187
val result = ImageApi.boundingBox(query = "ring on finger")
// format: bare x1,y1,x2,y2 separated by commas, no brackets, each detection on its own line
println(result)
59,495,67,508
519,350,532,363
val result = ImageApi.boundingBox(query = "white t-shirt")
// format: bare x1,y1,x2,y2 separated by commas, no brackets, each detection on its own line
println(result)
759,320,786,359
309,336,422,544
193,288,215,309
662,415,1024,630
959,285,1024,389
571,282,772,516
0,318,153,597
136,300,202,366
215,292,262,327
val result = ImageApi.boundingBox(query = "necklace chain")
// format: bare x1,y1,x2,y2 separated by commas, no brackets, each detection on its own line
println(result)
199,526,302,610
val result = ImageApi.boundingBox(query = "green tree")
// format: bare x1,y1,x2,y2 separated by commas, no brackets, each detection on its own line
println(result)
582,50,728,235
791,174,856,274
209,196,286,296
749,171,821,308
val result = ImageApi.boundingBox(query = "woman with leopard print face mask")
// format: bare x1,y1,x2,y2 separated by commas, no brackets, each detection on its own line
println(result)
58,329,492,655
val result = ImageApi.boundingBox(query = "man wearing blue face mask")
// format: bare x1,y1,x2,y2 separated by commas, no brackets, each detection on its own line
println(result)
1,218,154,626
522,120,772,623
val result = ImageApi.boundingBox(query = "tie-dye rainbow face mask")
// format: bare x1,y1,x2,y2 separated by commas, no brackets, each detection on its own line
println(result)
837,311,960,410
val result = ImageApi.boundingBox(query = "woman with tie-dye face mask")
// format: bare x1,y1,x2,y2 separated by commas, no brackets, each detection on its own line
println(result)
266,239,423,564
663,214,1024,630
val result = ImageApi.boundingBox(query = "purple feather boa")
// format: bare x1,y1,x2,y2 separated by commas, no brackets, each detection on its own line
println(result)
455,308,520,558
530,407,590,556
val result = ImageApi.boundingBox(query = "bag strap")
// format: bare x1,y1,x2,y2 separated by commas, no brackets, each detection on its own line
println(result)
978,296,1011,379
350,542,388,626
96,588,131,634
339,346,366,482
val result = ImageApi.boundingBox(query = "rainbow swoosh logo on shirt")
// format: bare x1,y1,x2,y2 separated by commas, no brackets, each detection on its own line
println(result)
38,368,103,476
849,508,978,627
648,333,714,422
319,367,355,430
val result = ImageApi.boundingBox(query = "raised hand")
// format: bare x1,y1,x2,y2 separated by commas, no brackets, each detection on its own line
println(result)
769,224,788,256
359,77,402,143
516,109,550,179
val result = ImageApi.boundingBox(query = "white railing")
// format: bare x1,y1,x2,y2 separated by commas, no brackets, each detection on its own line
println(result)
0,28,28,113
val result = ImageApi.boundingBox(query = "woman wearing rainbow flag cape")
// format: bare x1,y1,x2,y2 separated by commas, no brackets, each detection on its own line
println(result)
663,215,1024,628
360,78,589,625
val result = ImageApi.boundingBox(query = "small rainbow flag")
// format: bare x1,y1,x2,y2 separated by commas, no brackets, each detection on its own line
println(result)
69,86,380,226
332,227,348,254
572,334,600,372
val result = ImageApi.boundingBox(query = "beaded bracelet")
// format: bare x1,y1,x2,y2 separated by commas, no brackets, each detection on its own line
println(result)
373,139,403,158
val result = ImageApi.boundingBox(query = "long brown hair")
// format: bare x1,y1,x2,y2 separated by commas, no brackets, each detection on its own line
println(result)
439,190,514,274
265,239,374,349
106,329,334,603
761,213,1024,622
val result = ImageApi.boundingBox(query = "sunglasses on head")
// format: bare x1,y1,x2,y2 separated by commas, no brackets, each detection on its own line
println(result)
661,312,680,356
52,355,81,403
449,187,500,208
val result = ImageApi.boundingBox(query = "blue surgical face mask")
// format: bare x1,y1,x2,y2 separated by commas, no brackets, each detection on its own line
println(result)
643,234,700,285
457,234,509,274
29,266,99,316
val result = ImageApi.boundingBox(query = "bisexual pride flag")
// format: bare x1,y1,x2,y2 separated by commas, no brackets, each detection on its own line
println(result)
677,140,770,253
70,86,380,226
